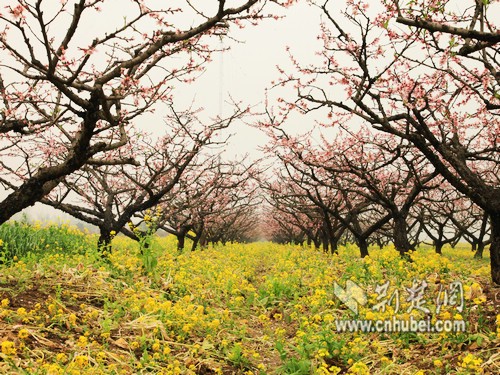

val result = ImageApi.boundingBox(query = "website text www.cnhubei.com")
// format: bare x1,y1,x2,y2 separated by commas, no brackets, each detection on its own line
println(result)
335,316,466,333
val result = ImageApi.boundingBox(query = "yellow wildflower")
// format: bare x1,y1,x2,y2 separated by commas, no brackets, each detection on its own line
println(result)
68,313,77,325
73,355,88,367
130,341,140,350
433,359,443,368
152,341,161,352
55,353,68,363
76,335,88,348
348,361,370,374
1,340,16,356
460,353,483,373
18,328,29,339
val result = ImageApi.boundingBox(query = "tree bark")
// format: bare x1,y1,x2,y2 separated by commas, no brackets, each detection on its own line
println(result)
97,229,112,255
329,237,339,255
357,237,369,258
474,243,485,259
313,237,321,249
490,212,500,285
393,214,412,256
199,232,208,249
435,241,443,255
321,231,329,253
191,235,200,252
177,235,185,253
0,94,104,225
192,222,205,251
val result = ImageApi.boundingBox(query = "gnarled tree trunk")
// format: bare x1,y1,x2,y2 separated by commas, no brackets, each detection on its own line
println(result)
434,241,443,255
490,212,500,285
357,237,369,258
393,214,412,257
97,228,112,255
474,243,485,259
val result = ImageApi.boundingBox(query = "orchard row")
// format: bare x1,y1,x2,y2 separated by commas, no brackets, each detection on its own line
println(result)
0,1,499,283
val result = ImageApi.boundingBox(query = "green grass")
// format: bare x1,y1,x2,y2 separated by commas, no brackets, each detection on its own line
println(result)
0,220,95,263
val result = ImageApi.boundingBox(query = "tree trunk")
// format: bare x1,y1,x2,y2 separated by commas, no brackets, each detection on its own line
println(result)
199,232,208,249
191,235,200,252
322,235,329,253
474,243,485,259
0,180,55,225
191,222,205,251
357,237,369,258
489,212,500,285
97,230,112,255
313,238,320,249
393,214,411,256
329,237,339,255
434,241,443,255
177,235,185,253
0,107,101,225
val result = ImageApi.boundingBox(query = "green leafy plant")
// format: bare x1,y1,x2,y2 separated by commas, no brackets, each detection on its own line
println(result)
0,220,94,262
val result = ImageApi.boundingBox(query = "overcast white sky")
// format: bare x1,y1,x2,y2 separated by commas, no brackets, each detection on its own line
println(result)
174,1,324,159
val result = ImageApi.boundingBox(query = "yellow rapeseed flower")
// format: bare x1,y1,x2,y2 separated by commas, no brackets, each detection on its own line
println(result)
76,335,88,348
18,328,29,339
73,355,88,367
16,307,27,317
68,313,77,325
460,353,483,373
1,340,16,356
55,353,68,363
152,341,161,352
348,361,370,374
96,351,107,362
473,296,487,305
43,363,63,375
433,359,443,368
130,341,140,350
